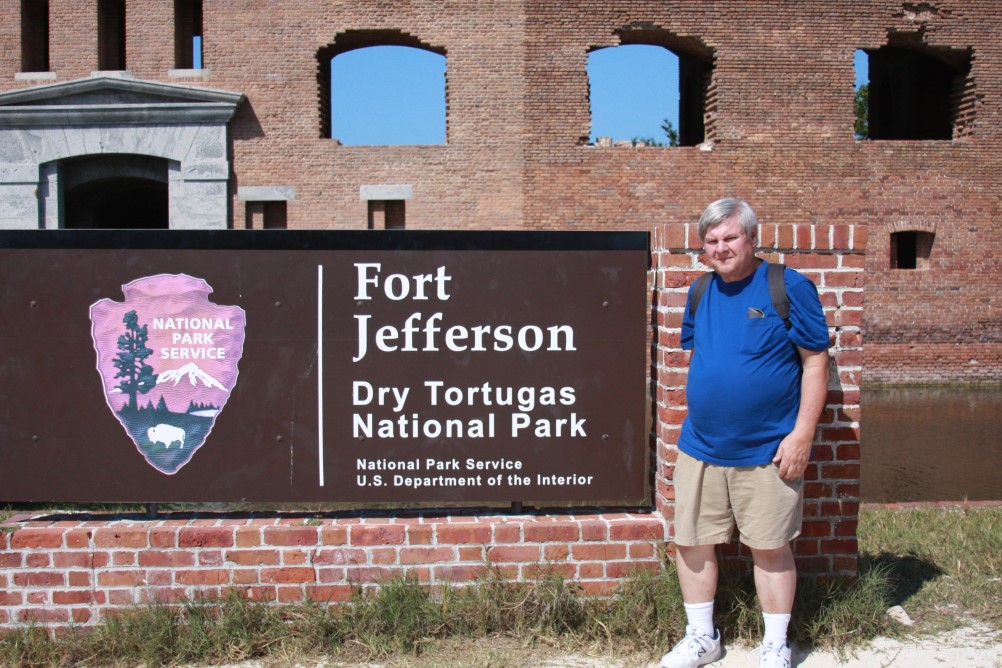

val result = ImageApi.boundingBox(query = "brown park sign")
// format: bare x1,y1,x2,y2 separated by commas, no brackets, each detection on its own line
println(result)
0,230,650,506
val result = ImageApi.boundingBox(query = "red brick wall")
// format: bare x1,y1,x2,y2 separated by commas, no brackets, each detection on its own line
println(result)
517,1,1001,384
50,0,99,77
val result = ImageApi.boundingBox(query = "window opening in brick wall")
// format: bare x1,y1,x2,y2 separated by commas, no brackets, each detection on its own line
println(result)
588,31,713,147
861,41,973,140
853,50,869,139
588,45,678,146
890,230,934,270
21,0,49,73
368,200,405,229
174,0,203,69
97,0,126,71
318,34,446,145
245,201,288,229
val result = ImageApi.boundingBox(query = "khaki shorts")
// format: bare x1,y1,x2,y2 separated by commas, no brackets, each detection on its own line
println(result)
673,450,804,550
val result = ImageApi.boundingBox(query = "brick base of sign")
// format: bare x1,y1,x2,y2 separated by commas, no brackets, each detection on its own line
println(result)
0,506,857,628
0,512,669,627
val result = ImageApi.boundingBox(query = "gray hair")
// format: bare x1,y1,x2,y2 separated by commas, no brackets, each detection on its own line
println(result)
697,198,759,240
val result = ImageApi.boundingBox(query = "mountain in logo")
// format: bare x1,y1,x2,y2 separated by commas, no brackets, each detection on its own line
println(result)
158,362,227,391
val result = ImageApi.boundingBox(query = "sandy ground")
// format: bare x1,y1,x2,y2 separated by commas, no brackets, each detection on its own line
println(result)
701,625,1002,667
189,624,1002,668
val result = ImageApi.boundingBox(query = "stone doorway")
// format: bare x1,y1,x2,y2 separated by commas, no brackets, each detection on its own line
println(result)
0,75,243,230
60,154,169,229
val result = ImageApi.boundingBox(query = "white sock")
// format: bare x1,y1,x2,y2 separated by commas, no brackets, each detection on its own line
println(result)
762,612,791,646
684,600,715,637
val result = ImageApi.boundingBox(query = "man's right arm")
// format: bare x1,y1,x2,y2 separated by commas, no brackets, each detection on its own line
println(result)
772,348,830,479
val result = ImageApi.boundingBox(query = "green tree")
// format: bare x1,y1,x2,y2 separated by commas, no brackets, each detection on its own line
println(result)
113,310,158,412
661,119,680,147
631,118,680,148
854,84,869,139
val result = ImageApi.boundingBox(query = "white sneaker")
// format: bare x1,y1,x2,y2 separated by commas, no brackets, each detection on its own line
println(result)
757,641,791,668
659,625,722,668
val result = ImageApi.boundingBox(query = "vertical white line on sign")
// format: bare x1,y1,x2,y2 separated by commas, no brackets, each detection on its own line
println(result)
317,264,325,487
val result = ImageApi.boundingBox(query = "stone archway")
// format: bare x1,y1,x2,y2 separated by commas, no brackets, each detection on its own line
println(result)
0,75,243,230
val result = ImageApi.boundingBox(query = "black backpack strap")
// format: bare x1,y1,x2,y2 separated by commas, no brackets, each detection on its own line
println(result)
688,272,714,320
767,262,792,330
690,263,791,330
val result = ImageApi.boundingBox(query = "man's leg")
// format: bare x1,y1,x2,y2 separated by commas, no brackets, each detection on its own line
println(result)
750,543,796,614
731,464,802,666
751,543,796,666
673,452,730,606
676,543,719,604
662,543,722,667
662,451,728,667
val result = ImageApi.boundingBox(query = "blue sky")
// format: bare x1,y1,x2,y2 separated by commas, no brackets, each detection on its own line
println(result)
318,45,872,145
854,49,869,87
330,46,447,145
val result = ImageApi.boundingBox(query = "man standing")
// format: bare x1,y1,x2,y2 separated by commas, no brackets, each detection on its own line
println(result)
661,198,830,668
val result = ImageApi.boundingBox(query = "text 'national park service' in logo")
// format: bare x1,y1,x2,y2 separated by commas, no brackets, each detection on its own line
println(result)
90,274,247,474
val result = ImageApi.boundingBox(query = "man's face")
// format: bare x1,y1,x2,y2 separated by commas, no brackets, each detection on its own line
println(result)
703,216,758,283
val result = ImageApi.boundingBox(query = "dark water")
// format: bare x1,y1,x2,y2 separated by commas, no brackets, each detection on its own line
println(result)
861,386,1002,503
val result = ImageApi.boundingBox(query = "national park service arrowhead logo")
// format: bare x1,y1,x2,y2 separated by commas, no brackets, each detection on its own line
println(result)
89,274,246,474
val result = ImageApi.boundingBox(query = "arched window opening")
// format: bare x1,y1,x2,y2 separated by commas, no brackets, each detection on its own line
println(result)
174,0,203,69
61,155,169,229
98,0,126,71
890,230,934,270
861,41,972,140
21,0,49,73
318,34,446,145
588,31,713,147
588,45,678,146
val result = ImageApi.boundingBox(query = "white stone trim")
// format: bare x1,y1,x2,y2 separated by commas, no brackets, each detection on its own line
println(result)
238,186,296,201
360,184,413,201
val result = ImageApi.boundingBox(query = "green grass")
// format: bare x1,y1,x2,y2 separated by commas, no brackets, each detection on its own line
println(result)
1,505,999,667
858,504,1002,633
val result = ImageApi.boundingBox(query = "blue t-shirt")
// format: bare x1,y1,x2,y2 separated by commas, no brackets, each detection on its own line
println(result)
679,261,830,466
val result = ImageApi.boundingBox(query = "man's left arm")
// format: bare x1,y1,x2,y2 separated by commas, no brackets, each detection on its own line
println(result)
773,348,830,480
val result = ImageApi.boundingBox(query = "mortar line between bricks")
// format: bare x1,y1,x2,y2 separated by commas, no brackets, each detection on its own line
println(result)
88,528,98,622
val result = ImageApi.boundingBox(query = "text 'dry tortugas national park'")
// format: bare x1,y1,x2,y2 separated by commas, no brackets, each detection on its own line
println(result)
0,0,1000,630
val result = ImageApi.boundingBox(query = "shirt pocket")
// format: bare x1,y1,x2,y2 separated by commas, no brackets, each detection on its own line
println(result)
740,316,788,355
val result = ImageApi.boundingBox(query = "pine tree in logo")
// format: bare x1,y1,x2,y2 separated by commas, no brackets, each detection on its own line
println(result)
113,310,158,412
